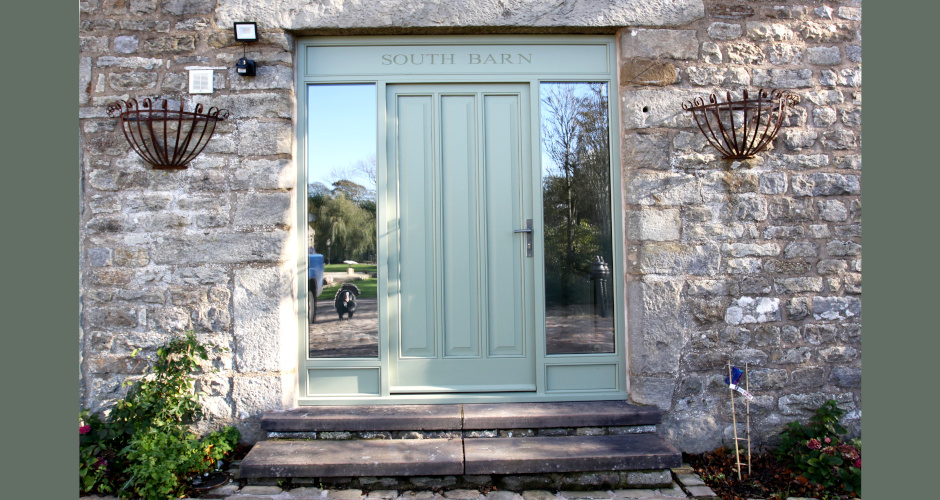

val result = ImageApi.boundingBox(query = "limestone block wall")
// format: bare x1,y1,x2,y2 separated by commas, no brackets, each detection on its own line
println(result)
619,2,862,451
79,0,861,450
79,0,299,441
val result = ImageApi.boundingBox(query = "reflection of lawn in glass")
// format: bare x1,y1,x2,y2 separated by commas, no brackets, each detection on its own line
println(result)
318,279,377,300
324,263,377,273
318,264,378,299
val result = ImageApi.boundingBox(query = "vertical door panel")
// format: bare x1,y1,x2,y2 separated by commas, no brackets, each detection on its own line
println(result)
397,95,436,358
484,94,526,357
441,95,481,358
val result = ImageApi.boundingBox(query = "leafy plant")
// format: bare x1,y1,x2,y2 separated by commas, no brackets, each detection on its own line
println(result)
79,331,240,499
121,426,238,500
775,399,861,496
79,411,113,494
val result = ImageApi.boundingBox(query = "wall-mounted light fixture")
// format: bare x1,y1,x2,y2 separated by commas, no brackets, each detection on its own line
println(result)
234,22,258,76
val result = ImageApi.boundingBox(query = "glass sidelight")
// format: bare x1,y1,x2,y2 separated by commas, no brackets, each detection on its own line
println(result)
306,84,379,358
540,82,615,355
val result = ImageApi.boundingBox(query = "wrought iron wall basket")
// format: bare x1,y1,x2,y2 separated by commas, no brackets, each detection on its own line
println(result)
107,98,230,169
682,89,797,160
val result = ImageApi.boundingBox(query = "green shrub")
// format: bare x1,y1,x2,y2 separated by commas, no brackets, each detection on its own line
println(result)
79,331,240,499
79,410,113,494
121,426,238,500
775,400,861,497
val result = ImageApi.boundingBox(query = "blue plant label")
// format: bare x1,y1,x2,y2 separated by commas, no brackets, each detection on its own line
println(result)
725,366,754,400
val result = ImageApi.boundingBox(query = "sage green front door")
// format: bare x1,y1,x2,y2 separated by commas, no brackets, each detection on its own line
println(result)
387,83,536,393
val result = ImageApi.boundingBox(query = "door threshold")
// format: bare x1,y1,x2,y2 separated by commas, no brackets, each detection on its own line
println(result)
390,383,537,393
297,391,628,406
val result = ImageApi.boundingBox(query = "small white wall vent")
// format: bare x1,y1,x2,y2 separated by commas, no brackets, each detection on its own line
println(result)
188,69,214,94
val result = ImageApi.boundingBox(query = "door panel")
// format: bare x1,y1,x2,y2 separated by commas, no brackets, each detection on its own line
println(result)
441,94,480,358
483,95,527,357
389,83,535,393
397,95,437,358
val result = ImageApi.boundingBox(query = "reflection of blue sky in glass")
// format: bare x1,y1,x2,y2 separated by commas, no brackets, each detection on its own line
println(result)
539,82,608,177
307,84,377,186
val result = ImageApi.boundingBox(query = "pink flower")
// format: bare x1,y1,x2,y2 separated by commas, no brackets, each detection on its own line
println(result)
80,425,91,435
821,446,837,456
824,437,831,444
94,457,108,470
854,458,861,469
807,438,822,450
838,444,860,461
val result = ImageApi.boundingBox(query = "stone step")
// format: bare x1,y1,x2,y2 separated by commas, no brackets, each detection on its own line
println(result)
262,404,461,432
462,401,662,429
261,401,662,433
240,438,464,478
240,434,681,479
463,434,682,475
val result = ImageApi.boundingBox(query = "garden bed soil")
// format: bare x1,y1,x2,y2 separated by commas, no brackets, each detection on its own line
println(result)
684,448,859,500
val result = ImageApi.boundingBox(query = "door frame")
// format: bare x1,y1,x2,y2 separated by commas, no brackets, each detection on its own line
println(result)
296,35,627,404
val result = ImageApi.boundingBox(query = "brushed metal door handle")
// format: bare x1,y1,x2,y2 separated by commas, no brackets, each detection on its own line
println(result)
514,219,533,257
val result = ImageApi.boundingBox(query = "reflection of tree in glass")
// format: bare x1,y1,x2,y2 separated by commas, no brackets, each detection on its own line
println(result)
541,83,612,308
308,180,377,264
308,155,378,264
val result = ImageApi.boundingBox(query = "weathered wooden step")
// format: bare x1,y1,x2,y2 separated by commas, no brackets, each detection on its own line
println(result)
241,438,463,478
463,434,682,475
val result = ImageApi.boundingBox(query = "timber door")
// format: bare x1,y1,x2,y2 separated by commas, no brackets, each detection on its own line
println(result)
387,83,536,393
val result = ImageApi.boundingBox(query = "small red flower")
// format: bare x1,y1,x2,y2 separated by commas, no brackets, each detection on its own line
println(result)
79,425,91,435
854,458,861,469
94,457,108,470
806,438,822,450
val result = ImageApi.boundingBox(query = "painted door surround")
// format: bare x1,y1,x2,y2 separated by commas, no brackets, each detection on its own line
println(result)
297,36,626,404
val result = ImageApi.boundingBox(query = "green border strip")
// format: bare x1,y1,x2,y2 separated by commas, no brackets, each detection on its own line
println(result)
12,1,78,498
864,2,933,498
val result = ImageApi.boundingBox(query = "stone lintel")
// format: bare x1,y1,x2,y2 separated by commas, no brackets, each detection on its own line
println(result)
214,0,706,32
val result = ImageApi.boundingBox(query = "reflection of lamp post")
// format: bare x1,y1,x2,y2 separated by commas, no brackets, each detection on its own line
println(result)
589,256,610,318
326,238,331,265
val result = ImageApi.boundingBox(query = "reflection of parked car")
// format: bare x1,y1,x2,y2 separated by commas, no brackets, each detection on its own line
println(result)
308,248,325,323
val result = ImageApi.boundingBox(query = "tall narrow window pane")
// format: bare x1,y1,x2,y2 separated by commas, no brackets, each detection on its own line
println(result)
307,84,378,358
540,82,615,355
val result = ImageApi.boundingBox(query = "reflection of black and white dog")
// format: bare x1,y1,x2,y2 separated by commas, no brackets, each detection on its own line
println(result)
333,283,361,320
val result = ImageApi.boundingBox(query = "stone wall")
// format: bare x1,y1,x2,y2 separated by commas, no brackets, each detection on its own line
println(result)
79,0,299,442
619,2,862,451
79,0,861,450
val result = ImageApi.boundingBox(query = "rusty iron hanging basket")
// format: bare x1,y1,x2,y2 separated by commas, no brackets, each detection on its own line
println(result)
107,98,229,169
682,89,798,160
